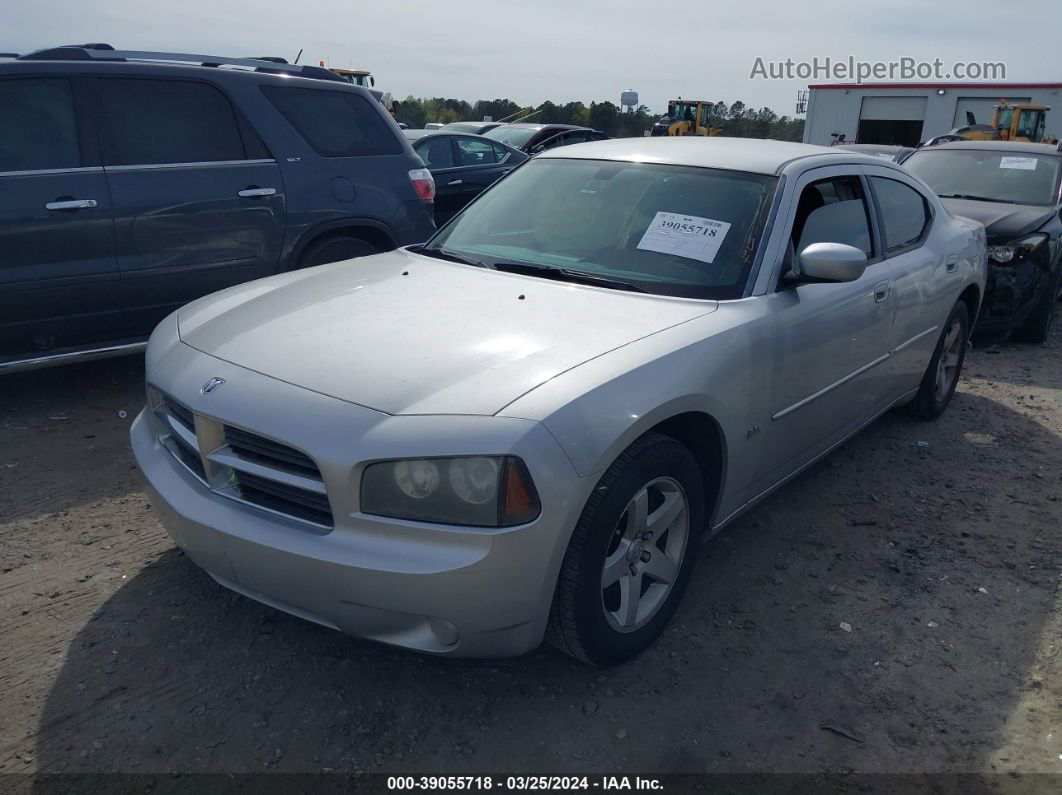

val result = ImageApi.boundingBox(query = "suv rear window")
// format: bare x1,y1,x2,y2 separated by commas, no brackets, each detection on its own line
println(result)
98,78,247,166
261,86,401,157
0,78,80,172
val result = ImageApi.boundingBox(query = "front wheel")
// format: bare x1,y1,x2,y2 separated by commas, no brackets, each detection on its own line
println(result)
1012,268,1061,344
547,433,704,665
296,235,379,269
907,300,970,420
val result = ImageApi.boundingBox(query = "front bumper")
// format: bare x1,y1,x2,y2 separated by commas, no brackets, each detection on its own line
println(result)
131,339,586,657
975,249,1054,336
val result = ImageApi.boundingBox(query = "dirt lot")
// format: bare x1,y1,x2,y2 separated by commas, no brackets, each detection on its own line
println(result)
2,329,1061,783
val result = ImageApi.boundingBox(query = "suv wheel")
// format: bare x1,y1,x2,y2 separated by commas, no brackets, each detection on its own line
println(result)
297,235,378,269
547,432,704,665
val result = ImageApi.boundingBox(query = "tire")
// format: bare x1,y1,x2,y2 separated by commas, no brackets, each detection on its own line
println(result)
296,235,379,269
907,301,970,420
547,432,705,665
1012,268,1061,344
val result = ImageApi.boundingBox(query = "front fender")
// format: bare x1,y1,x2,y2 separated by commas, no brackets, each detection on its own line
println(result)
500,304,769,525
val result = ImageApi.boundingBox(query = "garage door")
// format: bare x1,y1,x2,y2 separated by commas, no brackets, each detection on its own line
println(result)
857,97,927,145
859,97,927,121
952,97,1031,128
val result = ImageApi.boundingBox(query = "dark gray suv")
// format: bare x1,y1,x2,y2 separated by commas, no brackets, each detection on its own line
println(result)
0,45,436,371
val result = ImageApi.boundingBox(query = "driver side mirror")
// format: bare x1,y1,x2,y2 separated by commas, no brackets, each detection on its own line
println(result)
795,243,867,283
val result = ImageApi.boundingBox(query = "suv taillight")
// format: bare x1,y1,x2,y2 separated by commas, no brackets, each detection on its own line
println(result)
409,168,435,201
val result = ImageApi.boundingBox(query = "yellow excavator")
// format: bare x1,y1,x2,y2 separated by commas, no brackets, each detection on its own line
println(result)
944,100,1057,144
650,99,724,137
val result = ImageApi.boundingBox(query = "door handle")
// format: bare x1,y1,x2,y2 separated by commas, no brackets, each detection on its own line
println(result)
45,199,97,211
945,255,958,273
447,179,463,186
873,280,891,303
237,187,277,198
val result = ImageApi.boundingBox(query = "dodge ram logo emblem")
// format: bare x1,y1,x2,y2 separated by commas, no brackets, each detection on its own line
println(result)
201,377,225,394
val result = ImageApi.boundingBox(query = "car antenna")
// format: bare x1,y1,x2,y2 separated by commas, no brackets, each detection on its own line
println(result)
507,108,545,124
293,48,302,65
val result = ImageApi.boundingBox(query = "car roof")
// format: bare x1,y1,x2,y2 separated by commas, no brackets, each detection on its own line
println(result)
0,57,363,90
497,123,585,131
837,144,906,152
535,136,880,175
407,131,514,145
914,140,1061,157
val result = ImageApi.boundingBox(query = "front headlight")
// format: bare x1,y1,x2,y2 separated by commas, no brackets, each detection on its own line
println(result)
987,245,1015,263
988,233,1048,265
361,456,541,527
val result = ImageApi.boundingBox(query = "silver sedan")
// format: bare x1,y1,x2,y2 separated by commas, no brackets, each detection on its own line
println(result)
132,137,986,664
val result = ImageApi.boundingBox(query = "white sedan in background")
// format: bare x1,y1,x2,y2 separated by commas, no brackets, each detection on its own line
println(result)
132,137,985,664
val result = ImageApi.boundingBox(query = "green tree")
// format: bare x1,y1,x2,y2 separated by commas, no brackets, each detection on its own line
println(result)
473,99,523,123
398,95,426,129
588,101,620,134
394,93,801,141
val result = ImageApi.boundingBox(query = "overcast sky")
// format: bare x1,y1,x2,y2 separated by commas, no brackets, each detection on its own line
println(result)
9,0,1060,117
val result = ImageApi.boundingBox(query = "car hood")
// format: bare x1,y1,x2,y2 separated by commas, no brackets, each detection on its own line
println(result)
940,198,1055,240
177,250,717,415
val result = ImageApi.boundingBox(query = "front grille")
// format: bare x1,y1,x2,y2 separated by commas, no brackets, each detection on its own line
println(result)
231,470,333,527
164,398,195,432
152,390,333,529
170,430,206,480
223,426,318,475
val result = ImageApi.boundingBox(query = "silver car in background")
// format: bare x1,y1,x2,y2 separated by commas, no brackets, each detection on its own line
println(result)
132,138,986,664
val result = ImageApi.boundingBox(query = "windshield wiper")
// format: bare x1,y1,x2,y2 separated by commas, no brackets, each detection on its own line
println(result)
938,193,1013,204
415,247,492,268
490,261,649,293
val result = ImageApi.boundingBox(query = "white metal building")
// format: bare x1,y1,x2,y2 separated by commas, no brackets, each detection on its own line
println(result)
802,82,1062,147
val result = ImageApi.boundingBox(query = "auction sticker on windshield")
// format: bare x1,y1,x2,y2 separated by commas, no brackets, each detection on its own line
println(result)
1000,156,1038,170
637,212,731,264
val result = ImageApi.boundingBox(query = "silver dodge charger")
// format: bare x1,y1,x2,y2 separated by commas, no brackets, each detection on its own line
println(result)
132,138,986,664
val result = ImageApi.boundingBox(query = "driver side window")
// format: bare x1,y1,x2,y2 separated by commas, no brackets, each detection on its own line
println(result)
790,175,874,259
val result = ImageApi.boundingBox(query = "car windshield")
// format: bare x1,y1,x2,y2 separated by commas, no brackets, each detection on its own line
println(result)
425,158,777,300
905,149,1061,206
483,126,541,148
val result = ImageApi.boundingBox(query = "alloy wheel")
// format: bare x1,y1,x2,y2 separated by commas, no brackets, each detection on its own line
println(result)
600,476,689,633
934,317,964,402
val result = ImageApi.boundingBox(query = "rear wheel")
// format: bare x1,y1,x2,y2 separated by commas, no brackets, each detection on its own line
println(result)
1013,268,1061,344
547,433,704,665
297,235,379,269
907,301,969,420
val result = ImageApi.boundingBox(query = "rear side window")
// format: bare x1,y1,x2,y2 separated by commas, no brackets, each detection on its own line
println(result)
98,79,246,165
0,78,80,172
871,177,930,251
492,143,510,161
457,138,497,166
415,137,454,169
262,86,401,157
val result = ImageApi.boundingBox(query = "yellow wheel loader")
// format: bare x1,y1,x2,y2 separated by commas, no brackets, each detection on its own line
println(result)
945,101,1057,144
650,99,724,137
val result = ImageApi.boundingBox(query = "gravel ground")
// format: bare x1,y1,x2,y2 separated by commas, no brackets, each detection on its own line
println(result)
1,328,1061,782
